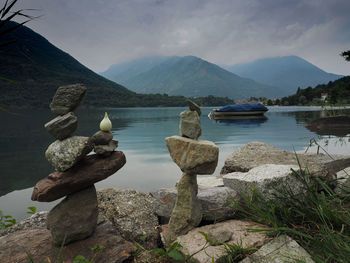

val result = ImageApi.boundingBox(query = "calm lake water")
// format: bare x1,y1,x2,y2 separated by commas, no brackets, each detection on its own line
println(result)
0,106,349,220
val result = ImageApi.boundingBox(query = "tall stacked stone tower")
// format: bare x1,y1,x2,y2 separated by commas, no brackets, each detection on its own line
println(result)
165,100,219,238
31,84,126,245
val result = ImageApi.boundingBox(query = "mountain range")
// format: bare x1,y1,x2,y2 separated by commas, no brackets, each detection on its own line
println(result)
101,56,279,99
102,55,343,99
1,22,213,108
223,56,343,95
1,22,344,108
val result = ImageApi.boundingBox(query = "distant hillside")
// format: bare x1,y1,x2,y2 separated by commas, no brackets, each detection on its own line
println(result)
280,76,350,106
101,56,171,85
1,22,233,108
101,56,280,99
224,56,343,95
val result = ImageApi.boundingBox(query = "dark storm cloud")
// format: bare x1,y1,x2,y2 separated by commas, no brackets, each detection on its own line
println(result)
16,0,350,74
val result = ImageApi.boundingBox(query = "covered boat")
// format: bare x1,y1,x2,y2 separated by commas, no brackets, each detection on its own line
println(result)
209,103,268,119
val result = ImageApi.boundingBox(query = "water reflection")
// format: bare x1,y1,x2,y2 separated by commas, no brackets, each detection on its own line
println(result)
1,106,350,220
211,115,268,126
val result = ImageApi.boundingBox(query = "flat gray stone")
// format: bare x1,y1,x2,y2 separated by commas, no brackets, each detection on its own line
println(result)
47,186,98,246
221,142,350,180
187,99,201,116
223,164,303,200
44,112,78,140
166,136,219,174
97,188,159,249
45,136,93,171
180,110,201,140
151,185,237,223
90,130,113,145
197,176,224,187
240,235,314,263
50,84,87,115
169,219,270,263
94,140,118,156
168,173,202,237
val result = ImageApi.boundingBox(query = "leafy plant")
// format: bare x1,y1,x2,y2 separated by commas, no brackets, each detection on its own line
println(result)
151,241,185,262
0,209,16,229
0,0,38,45
27,206,37,214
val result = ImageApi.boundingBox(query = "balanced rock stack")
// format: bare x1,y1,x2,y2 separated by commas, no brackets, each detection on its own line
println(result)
165,100,219,238
31,84,126,246
90,112,119,157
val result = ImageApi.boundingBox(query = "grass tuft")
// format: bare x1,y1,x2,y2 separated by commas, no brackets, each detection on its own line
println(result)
227,154,350,263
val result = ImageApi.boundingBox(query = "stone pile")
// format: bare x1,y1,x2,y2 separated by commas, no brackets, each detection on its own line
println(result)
165,100,219,238
91,113,119,157
31,84,126,246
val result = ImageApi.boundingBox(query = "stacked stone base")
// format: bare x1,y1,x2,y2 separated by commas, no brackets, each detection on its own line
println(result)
168,173,202,236
47,186,98,245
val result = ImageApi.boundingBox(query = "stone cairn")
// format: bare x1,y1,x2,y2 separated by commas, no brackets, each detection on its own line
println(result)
31,84,126,246
165,100,219,239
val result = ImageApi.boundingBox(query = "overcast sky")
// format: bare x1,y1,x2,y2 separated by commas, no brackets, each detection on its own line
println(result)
17,0,350,75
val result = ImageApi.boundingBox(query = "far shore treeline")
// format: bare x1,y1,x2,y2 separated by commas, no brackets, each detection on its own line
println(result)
277,76,350,106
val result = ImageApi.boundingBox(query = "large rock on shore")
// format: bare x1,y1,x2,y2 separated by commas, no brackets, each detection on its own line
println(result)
221,142,350,179
49,84,87,115
45,136,93,171
32,151,126,202
44,112,78,140
47,186,98,245
168,219,270,263
0,218,136,263
168,173,202,236
180,110,201,139
240,235,314,263
166,136,219,174
97,188,159,249
151,185,237,223
223,164,303,200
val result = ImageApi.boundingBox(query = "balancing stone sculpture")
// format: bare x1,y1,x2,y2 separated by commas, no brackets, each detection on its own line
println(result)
31,84,126,246
165,100,219,238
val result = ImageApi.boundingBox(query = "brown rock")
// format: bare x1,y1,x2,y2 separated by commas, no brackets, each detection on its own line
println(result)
32,151,126,202
0,219,136,263
47,186,98,245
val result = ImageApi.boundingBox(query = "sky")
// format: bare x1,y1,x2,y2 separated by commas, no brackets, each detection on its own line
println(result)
16,0,350,75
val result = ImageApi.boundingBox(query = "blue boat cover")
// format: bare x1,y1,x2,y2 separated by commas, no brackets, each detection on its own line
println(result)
216,103,268,112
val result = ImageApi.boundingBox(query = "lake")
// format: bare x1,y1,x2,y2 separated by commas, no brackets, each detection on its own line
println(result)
0,106,349,220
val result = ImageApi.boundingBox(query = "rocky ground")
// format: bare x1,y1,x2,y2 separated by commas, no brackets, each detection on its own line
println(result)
1,141,349,262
